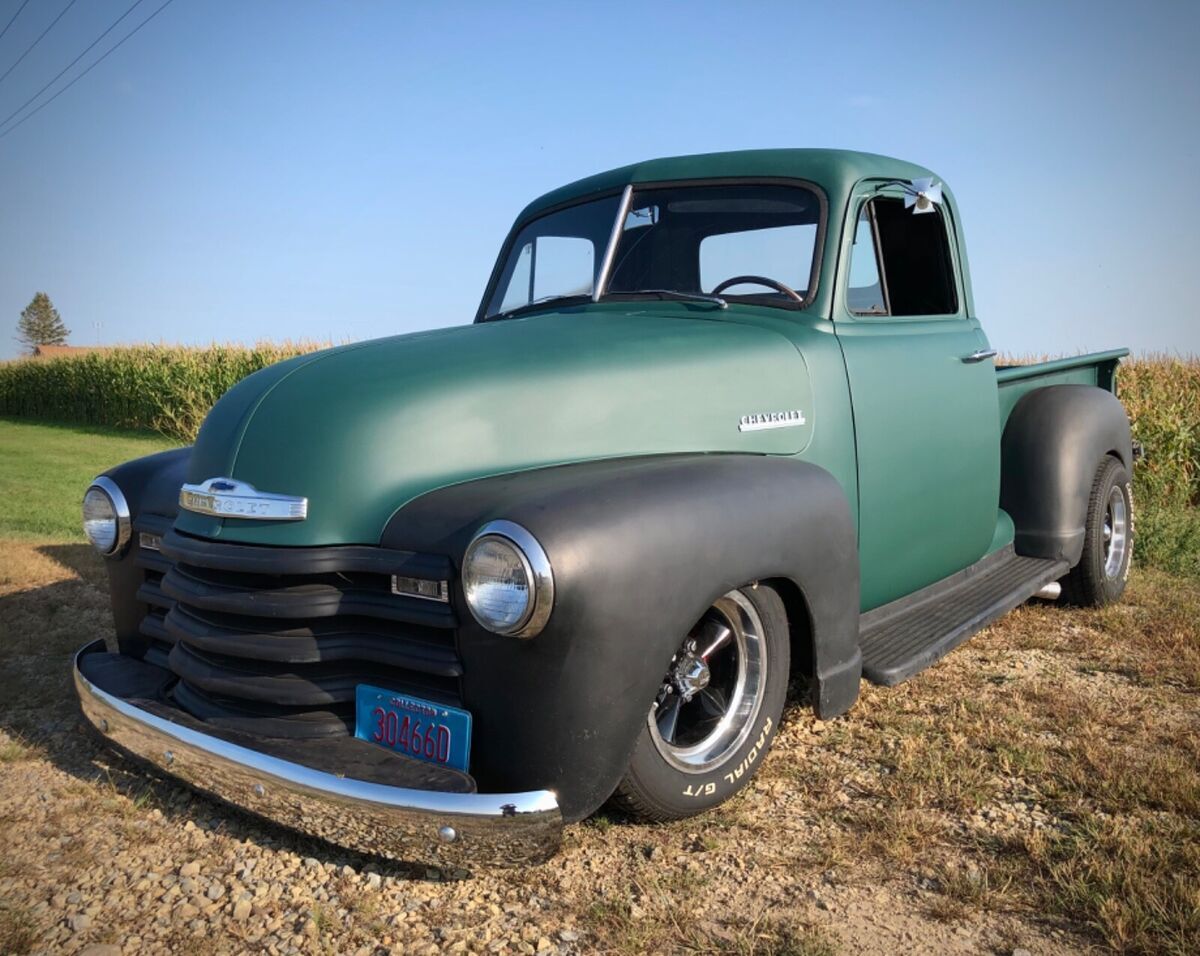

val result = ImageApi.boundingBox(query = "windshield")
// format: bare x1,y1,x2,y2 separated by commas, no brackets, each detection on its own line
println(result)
483,182,821,318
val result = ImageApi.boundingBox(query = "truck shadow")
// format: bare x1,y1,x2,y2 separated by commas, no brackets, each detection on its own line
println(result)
0,544,463,881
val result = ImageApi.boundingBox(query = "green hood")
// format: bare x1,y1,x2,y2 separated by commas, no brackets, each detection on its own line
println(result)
177,307,814,546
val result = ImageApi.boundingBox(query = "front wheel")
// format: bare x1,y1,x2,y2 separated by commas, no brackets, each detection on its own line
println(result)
609,584,790,822
1060,455,1133,606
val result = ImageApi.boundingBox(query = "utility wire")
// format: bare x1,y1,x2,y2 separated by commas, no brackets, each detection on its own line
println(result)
0,0,33,46
0,0,80,88
0,0,177,140
0,0,146,133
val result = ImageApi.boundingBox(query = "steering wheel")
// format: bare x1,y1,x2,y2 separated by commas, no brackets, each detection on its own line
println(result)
710,275,803,302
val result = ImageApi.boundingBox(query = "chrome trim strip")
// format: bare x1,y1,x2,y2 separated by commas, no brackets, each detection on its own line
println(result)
464,520,555,639
73,641,561,865
87,476,132,556
179,477,308,522
592,183,634,302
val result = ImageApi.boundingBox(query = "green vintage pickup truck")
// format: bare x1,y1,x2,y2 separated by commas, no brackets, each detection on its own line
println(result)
74,149,1134,865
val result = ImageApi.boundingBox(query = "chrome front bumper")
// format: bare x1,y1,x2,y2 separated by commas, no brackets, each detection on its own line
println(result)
73,641,562,865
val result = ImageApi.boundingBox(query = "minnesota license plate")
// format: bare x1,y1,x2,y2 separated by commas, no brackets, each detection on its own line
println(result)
354,684,472,773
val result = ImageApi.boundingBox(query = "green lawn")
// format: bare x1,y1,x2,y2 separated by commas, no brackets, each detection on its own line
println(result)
0,418,176,541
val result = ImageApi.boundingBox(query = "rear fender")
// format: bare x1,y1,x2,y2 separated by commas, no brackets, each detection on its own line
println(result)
1000,385,1133,565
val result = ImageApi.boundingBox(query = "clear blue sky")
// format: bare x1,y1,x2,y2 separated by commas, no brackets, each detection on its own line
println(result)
1,0,1197,360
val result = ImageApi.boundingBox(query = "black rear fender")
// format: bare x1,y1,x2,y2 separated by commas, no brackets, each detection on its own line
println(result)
1000,385,1133,566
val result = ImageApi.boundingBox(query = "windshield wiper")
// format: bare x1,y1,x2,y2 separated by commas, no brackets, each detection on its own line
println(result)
635,289,727,309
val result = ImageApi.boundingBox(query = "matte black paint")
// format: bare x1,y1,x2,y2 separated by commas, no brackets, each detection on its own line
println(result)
1000,386,1133,566
101,448,190,657
384,454,861,821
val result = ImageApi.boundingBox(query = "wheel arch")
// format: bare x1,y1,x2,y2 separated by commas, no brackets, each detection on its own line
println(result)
1000,384,1133,567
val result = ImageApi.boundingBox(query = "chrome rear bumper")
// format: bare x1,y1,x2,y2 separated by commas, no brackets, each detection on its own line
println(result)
73,641,561,865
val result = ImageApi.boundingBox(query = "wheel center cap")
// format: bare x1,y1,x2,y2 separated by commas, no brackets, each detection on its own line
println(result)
671,650,711,702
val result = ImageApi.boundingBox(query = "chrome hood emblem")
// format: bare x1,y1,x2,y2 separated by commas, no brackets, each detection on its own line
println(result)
179,477,308,521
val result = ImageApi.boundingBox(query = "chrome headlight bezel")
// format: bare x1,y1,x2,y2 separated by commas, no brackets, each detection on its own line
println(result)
82,476,131,557
462,520,554,639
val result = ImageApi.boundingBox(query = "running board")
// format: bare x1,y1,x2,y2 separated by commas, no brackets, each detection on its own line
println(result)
858,546,1069,686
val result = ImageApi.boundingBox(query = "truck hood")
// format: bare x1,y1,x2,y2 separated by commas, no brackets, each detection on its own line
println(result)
177,308,815,546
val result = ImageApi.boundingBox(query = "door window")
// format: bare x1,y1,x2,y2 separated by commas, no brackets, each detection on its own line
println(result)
847,198,958,317
848,207,886,314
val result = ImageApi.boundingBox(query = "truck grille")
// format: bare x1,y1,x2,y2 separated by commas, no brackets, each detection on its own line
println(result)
133,521,460,739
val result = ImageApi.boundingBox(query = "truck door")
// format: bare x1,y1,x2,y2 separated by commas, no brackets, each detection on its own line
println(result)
835,184,1001,611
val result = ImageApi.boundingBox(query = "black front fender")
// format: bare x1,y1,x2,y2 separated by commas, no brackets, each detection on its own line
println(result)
384,454,860,821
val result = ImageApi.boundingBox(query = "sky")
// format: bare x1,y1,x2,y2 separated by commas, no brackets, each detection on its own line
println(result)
0,0,1197,360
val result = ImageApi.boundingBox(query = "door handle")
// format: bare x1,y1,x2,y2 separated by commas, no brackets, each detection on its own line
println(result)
962,349,998,364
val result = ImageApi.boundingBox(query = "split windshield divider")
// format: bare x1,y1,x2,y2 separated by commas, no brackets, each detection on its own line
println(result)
593,184,634,301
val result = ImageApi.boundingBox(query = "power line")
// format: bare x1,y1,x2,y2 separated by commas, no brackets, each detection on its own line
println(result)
0,0,80,88
0,0,177,140
0,0,33,46
0,0,146,133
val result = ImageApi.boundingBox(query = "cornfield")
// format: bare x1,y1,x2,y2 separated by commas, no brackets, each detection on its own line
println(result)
0,342,326,442
1,344,1197,575
1118,356,1200,576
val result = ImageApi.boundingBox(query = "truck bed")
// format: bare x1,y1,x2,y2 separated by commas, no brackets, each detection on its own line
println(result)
996,348,1128,426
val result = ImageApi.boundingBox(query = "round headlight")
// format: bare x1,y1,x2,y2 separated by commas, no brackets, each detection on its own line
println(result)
462,520,554,638
82,477,131,556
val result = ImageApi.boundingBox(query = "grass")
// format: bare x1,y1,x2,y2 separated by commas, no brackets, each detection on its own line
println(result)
0,417,174,540
798,572,1200,955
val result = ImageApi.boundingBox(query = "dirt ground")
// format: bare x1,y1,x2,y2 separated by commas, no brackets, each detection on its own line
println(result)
1,539,1197,955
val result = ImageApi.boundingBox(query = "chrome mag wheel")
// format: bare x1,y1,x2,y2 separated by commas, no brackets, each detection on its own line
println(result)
1103,484,1129,580
648,590,766,774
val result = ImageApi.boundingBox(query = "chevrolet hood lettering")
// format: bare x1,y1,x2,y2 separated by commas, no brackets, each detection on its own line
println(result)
180,477,308,521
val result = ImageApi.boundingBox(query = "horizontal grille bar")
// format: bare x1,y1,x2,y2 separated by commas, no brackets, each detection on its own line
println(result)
160,528,451,580
163,605,461,675
161,564,456,628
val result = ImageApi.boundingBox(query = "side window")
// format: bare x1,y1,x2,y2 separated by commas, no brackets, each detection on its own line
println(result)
849,198,958,317
848,206,886,314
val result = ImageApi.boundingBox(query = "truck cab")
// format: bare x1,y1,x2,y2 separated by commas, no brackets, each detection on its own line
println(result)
73,150,1134,865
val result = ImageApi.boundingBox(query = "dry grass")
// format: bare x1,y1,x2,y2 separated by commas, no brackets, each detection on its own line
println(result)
0,900,41,956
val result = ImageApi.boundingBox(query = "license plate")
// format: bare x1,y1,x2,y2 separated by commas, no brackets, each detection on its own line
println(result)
354,684,472,773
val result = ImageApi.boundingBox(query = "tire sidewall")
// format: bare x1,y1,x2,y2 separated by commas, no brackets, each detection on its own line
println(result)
1089,459,1133,600
619,585,790,818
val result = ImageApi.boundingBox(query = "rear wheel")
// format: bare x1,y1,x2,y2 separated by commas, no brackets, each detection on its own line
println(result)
609,584,789,822
1061,455,1133,606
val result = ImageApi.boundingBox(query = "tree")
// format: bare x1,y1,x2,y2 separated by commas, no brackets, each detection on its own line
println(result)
17,292,69,352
